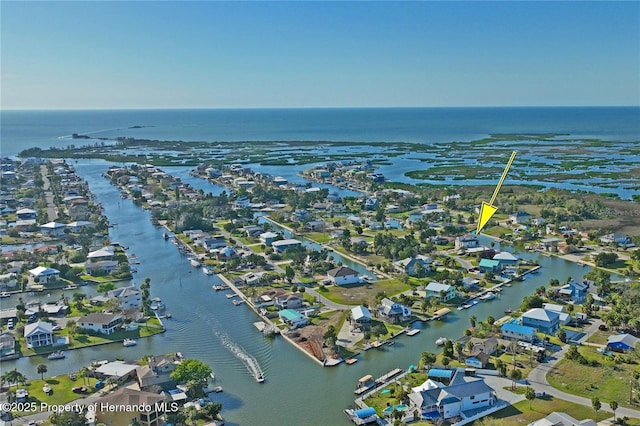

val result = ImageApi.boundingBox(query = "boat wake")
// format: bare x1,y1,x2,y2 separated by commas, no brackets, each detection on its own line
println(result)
194,309,264,381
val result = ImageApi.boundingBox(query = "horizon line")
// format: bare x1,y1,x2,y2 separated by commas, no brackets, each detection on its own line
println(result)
2,104,639,112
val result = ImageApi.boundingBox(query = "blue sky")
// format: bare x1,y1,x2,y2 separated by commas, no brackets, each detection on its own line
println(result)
2,1,639,109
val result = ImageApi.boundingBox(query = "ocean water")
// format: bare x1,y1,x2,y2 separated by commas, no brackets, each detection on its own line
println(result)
2,107,639,158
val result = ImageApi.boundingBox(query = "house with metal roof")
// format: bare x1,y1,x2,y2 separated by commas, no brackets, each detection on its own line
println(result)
492,251,519,268
393,255,432,276
351,306,372,330
278,309,309,328
78,313,123,335
40,221,67,237
501,323,536,342
528,411,596,426
479,258,501,273
28,266,60,284
24,321,54,348
607,333,639,352
521,308,560,334
376,298,411,323
271,238,302,253
425,282,456,301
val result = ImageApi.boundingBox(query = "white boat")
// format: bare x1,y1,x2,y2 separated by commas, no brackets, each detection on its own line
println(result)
232,299,245,306
406,328,421,336
435,337,447,346
0,292,10,298
256,374,265,383
190,258,201,268
202,267,213,275
212,386,223,393
480,292,496,301
226,293,236,299
123,338,137,347
47,350,65,360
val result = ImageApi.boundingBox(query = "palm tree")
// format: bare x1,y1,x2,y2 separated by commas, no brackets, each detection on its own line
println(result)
524,387,536,409
510,368,522,390
37,364,48,380
1,369,27,390
66,320,77,343
470,315,477,328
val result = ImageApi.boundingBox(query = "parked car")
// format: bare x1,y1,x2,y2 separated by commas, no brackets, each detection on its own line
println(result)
598,324,608,331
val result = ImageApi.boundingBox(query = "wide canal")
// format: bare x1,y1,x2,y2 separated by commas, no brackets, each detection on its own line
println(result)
3,160,597,425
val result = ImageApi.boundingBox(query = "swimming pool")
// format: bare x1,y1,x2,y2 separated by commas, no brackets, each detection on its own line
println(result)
383,404,408,414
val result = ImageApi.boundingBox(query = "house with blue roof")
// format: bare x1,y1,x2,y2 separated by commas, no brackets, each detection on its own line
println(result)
521,308,560,334
501,323,536,342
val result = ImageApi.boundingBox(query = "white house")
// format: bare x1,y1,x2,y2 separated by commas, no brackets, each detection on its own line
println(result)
351,306,372,330
28,266,60,284
271,239,303,253
455,234,480,249
326,266,360,285
40,221,67,237
78,313,123,335
107,286,142,309
377,298,411,323
393,255,432,276
259,232,280,246
24,321,54,348
87,246,116,260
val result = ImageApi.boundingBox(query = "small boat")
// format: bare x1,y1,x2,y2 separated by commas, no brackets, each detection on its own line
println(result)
435,337,447,346
462,303,472,309
345,358,359,365
210,372,216,381
212,285,227,291
480,292,496,301
202,267,213,275
226,293,236,299
256,374,265,383
162,233,170,240
232,299,245,306
190,258,201,268
471,300,479,305
123,338,137,347
505,283,512,287
212,386,223,393
406,328,421,336
505,308,513,314
48,350,65,360
0,292,10,298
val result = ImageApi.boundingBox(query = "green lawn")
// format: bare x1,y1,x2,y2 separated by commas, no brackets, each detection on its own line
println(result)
486,395,612,425
305,232,331,243
547,345,638,408
12,375,99,415
320,278,411,306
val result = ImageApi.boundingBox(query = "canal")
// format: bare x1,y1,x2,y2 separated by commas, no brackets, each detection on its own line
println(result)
2,160,598,425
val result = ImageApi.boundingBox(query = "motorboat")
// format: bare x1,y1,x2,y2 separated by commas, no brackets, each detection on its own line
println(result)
435,337,447,346
212,386,223,393
0,292,10,298
47,350,65,360
256,374,265,383
123,338,137,347
202,267,213,275
480,292,496,301
190,258,201,268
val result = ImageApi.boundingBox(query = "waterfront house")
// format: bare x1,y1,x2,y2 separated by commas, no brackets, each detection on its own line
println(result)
202,235,227,251
455,234,480,249
87,245,116,260
521,308,560,334
542,304,572,325
376,298,411,323
393,255,432,276
234,196,251,209
425,282,456,302
136,353,183,388
510,211,532,225
24,321,54,348
465,351,490,368
274,293,304,310
364,197,379,211
244,225,263,238
492,251,519,268
540,237,561,252
278,309,309,328
607,333,639,352
259,231,280,246
85,260,119,275
28,266,60,284
462,277,481,290
68,198,89,220
0,331,17,360
558,280,588,304
501,323,536,343
272,238,303,253
407,373,497,421
469,336,499,355
40,221,67,237
78,313,123,335
107,286,142,309
478,259,501,273
327,266,360,285
305,220,326,231
351,306,372,330
96,387,166,426
66,220,94,233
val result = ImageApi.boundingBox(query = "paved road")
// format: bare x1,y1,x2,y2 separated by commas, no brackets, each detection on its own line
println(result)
40,165,58,222
526,318,640,421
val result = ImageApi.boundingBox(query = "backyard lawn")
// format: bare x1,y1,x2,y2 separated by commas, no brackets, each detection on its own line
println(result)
11,374,100,415
320,278,411,306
